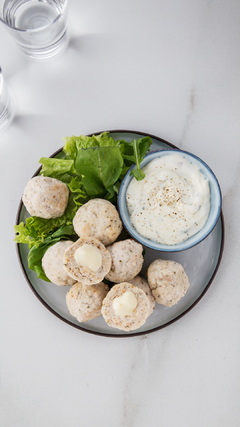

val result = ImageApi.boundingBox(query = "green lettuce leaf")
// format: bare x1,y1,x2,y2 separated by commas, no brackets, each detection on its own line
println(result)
62,136,78,159
67,176,89,206
75,146,123,194
122,136,152,180
39,157,76,182
63,132,121,159
14,196,77,249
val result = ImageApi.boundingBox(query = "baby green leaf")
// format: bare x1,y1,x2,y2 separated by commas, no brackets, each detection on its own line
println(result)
75,146,123,191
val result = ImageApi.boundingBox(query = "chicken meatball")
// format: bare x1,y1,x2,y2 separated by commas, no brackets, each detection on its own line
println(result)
147,259,190,307
73,199,122,246
22,176,69,219
42,240,77,286
63,237,111,285
128,276,155,317
101,282,150,331
66,282,109,322
105,239,144,283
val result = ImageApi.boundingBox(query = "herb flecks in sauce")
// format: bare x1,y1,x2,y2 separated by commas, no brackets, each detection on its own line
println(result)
126,153,210,245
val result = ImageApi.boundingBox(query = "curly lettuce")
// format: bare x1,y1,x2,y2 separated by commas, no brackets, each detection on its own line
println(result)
15,132,152,281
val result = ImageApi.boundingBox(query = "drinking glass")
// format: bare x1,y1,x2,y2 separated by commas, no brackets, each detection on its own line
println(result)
0,67,14,130
0,0,68,59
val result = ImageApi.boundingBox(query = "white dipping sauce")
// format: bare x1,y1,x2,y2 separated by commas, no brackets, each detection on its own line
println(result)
126,153,210,245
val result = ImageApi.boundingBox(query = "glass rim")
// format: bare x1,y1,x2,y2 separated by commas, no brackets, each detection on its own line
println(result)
0,0,68,33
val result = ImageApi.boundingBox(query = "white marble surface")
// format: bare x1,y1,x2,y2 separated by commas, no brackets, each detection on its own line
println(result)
1,1,240,426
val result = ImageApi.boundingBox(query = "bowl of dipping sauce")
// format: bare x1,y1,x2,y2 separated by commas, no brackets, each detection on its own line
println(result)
118,149,222,252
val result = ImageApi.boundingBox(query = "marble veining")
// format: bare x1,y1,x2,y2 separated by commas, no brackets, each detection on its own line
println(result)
179,87,196,148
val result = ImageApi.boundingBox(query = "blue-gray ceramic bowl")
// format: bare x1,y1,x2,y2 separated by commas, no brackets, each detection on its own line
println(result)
118,149,222,252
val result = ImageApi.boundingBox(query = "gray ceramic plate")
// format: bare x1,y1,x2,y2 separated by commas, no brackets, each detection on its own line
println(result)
16,130,224,337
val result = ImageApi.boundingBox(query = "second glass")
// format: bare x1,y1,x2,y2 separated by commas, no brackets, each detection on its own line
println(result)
0,67,14,130
0,0,68,59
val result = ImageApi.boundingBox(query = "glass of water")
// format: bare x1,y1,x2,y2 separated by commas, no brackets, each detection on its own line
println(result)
0,0,68,59
0,67,14,131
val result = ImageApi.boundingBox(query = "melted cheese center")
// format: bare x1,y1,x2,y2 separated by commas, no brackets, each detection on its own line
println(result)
74,244,102,272
113,291,138,316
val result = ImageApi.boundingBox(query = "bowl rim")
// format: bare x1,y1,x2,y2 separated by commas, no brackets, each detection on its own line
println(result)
118,147,222,252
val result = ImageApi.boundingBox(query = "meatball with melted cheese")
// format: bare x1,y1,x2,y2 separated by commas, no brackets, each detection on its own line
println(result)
105,239,144,283
42,240,77,287
147,259,190,307
22,176,69,219
63,237,111,285
101,282,150,331
73,199,122,246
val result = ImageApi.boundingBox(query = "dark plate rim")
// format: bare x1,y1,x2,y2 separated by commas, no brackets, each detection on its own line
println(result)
15,129,225,338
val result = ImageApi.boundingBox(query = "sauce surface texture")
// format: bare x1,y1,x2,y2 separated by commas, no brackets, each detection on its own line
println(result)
126,153,210,245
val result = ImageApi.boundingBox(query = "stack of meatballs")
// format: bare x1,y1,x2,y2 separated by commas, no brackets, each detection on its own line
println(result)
23,176,190,332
